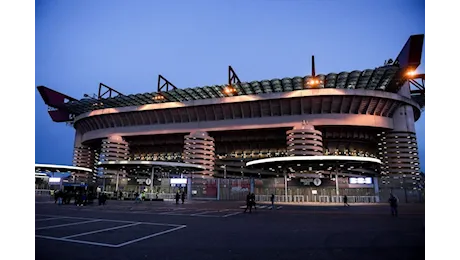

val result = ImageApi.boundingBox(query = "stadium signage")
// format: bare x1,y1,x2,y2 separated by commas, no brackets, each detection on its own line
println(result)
300,178,322,186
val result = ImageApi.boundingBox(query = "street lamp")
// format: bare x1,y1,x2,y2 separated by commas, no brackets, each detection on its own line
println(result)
220,165,227,178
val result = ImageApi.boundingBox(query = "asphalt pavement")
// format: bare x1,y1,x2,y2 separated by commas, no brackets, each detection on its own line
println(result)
35,198,425,260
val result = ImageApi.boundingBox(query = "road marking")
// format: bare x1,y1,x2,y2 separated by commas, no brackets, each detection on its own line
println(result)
115,225,187,247
191,211,219,216
36,220,101,230
223,212,242,218
35,235,118,248
35,214,184,227
35,217,66,222
63,223,140,239
159,212,221,218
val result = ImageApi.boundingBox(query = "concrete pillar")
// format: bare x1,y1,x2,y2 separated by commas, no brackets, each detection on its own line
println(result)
284,174,288,202
250,177,255,193
217,178,221,200
187,177,192,200
373,177,380,203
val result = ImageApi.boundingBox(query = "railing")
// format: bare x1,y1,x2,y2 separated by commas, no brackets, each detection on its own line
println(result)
101,191,176,201
255,194,378,203
35,189,52,196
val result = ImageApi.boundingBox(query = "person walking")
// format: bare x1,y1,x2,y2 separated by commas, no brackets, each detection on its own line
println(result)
181,191,186,204
244,193,252,213
343,195,350,206
250,193,257,211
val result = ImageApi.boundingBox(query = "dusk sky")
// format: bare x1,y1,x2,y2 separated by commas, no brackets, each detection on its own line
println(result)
35,0,425,171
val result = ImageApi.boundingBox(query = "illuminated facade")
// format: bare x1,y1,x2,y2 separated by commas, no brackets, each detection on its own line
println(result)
37,35,425,202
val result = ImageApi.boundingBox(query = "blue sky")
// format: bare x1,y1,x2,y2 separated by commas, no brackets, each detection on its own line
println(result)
35,0,425,171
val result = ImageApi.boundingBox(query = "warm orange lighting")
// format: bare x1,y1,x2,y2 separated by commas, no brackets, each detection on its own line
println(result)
224,86,236,94
406,70,416,77
307,78,322,87
153,95,165,100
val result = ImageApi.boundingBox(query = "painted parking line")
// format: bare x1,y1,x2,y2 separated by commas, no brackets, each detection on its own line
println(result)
190,211,220,216
36,220,102,230
223,212,243,218
35,215,188,248
115,225,186,247
35,235,119,248
63,223,140,239
35,217,66,222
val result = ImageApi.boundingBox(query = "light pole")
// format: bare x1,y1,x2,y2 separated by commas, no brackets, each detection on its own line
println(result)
115,171,119,192
150,166,155,193
220,165,227,179
334,166,340,203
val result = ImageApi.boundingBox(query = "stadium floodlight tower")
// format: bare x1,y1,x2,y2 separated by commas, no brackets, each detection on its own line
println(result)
305,55,324,87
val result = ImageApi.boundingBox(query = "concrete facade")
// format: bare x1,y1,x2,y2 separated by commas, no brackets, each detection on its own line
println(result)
63,87,422,201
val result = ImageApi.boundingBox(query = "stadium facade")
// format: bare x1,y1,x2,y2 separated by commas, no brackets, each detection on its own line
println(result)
37,35,425,203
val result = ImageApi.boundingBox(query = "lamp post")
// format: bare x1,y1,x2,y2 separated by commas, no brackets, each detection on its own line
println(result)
150,166,155,193
221,165,227,179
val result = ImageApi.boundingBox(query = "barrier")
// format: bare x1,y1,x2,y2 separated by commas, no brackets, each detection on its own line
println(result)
253,194,377,203
35,189,52,196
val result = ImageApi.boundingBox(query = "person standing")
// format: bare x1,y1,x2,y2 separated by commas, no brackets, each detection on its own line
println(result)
181,191,186,204
389,194,399,217
175,191,180,205
270,194,275,210
244,193,252,213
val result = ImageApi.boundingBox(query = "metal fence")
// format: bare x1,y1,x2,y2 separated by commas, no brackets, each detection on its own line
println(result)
255,194,378,203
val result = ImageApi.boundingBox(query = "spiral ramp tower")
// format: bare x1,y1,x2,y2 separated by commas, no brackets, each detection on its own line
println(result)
378,83,422,193
286,121,324,156
72,145,98,183
183,131,216,176
100,135,130,179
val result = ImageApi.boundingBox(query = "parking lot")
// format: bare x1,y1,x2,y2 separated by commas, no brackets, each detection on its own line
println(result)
35,199,425,260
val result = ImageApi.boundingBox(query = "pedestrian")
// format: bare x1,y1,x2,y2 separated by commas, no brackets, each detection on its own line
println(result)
343,195,350,206
175,191,180,205
270,194,275,209
244,193,252,213
181,191,185,204
389,193,399,217
251,193,257,211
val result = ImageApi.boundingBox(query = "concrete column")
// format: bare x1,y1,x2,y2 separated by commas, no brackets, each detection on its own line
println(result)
217,178,221,200
284,174,288,202
373,177,380,203
335,168,340,197
115,172,119,191
187,177,192,200
150,167,154,193
250,177,255,193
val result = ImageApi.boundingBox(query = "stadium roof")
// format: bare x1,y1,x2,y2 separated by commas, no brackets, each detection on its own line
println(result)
55,66,402,116
38,35,424,121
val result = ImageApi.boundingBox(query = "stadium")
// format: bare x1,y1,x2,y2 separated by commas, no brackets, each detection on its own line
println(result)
37,34,425,203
